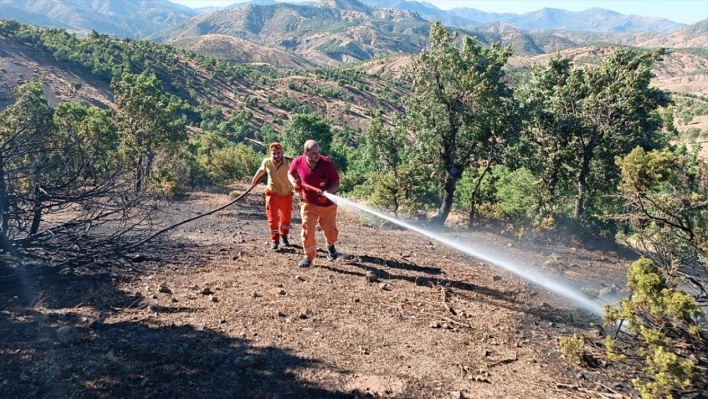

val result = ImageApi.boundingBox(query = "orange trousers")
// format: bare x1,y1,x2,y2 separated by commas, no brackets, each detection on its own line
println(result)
301,201,338,260
265,190,293,241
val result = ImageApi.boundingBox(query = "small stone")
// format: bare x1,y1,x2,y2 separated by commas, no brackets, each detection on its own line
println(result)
200,287,213,295
159,285,172,294
56,326,80,345
450,391,463,399
131,254,147,262
277,289,286,295
116,339,130,350
492,275,502,282
507,243,512,247
365,271,378,283
430,321,441,329
378,283,390,291
442,323,450,329
210,295,219,303
295,275,305,281
299,313,308,320
277,310,286,318
252,291,260,298
234,356,256,369
140,378,150,387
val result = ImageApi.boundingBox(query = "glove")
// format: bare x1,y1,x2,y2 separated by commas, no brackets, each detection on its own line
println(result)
293,179,302,193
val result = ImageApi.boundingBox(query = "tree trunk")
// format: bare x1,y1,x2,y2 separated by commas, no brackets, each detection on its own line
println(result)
135,154,143,193
467,161,492,229
574,149,593,219
145,146,154,184
433,171,458,226
29,183,42,236
0,151,10,251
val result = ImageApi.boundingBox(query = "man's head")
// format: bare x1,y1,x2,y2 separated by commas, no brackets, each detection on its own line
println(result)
269,142,283,163
303,140,320,164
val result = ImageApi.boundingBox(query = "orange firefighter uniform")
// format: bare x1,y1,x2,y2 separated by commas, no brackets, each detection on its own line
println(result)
252,146,293,242
288,154,340,260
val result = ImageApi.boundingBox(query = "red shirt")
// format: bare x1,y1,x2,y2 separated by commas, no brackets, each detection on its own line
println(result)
289,155,340,206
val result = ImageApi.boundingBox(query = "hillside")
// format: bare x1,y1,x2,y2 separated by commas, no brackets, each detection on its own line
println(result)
168,34,318,69
0,22,408,136
0,0,198,37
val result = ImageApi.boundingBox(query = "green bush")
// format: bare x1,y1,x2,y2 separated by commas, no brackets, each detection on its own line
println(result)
491,166,538,223
603,258,705,399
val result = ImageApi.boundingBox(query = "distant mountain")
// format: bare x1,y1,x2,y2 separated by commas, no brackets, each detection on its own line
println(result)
482,7,685,34
358,0,478,28
361,0,685,33
633,19,708,48
0,0,199,37
159,0,691,66
151,0,444,65
225,0,278,10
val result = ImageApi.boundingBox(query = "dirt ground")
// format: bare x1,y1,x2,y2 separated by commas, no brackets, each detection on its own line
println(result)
0,185,640,399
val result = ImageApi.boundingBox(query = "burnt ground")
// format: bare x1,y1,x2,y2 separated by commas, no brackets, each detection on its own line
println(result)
0,185,640,399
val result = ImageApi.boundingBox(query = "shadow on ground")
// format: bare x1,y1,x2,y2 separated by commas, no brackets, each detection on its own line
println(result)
0,241,362,399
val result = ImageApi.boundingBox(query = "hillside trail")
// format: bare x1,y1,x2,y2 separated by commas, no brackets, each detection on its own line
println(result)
0,185,633,399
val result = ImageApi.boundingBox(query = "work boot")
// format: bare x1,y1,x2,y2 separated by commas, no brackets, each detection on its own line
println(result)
297,256,311,268
280,235,290,247
270,241,278,250
327,245,338,261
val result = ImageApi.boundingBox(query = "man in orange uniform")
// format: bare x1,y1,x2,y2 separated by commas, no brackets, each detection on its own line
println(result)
288,140,340,268
251,142,293,250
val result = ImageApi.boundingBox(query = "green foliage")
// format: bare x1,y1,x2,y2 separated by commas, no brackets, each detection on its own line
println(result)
404,22,518,224
0,82,146,251
112,70,186,192
558,335,587,365
603,258,705,399
616,147,708,268
186,131,260,185
279,113,333,157
489,166,538,223
517,49,671,222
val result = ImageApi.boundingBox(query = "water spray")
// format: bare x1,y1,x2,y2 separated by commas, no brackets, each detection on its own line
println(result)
323,192,605,316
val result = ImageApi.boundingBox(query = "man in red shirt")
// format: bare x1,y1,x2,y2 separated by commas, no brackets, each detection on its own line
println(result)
288,140,340,268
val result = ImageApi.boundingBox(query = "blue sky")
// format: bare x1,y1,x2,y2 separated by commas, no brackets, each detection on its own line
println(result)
168,0,708,24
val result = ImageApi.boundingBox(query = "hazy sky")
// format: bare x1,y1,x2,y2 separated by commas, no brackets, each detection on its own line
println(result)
168,0,708,25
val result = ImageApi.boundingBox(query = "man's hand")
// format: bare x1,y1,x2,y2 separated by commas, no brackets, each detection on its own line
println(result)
318,189,328,203
293,179,302,193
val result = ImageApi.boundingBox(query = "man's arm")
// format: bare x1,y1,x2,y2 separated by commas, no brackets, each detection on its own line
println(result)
251,160,267,187
324,182,339,195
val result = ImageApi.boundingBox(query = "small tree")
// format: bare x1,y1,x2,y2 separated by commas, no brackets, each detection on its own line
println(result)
279,113,333,157
0,82,145,259
112,70,186,192
405,22,515,225
607,147,708,398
